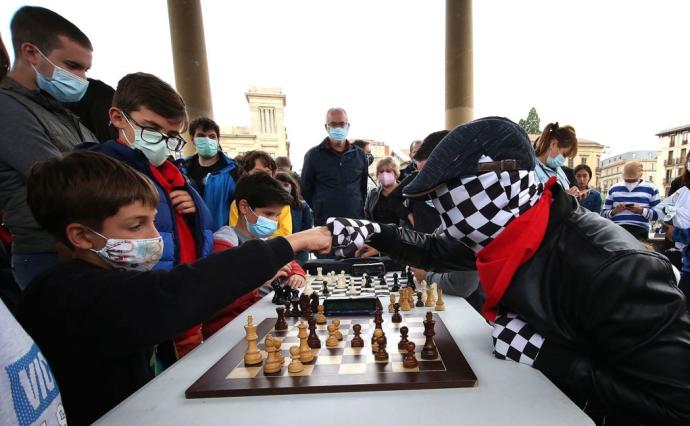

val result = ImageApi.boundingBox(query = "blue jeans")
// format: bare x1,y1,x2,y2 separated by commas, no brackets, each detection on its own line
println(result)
11,252,60,289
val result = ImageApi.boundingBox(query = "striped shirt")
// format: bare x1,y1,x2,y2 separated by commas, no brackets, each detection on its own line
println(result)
601,180,660,230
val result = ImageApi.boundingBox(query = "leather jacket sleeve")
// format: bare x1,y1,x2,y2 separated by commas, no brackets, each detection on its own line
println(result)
367,224,476,272
533,252,690,424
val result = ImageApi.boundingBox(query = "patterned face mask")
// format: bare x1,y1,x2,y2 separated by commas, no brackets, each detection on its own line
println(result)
88,228,164,271
430,165,543,253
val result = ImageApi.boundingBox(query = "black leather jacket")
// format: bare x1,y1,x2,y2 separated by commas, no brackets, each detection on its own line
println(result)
369,184,690,425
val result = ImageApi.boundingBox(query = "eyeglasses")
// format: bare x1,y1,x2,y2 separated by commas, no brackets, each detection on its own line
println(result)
327,121,350,128
125,114,187,152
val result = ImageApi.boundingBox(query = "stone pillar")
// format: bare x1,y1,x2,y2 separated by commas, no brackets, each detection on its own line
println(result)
167,0,213,153
445,0,473,129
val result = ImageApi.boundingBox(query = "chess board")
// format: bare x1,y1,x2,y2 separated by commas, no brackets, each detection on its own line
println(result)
185,313,477,398
308,272,411,298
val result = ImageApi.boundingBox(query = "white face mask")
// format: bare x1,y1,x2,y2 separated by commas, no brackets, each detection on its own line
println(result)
89,228,163,271
624,181,639,191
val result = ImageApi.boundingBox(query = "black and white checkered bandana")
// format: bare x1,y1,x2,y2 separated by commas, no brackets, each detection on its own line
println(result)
492,312,545,367
430,160,543,253
326,217,381,258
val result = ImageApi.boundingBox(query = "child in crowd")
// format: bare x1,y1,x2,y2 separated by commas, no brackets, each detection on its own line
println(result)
202,173,306,339
276,171,313,264
16,151,329,425
228,151,292,236
85,72,213,361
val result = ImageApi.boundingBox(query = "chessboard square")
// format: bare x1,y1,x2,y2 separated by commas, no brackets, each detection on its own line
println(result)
315,355,343,365
286,329,299,337
343,347,365,356
338,363,367,375
418,360,445,372
405,317,425,323
494,339,510,355
510,334,528,352
368,362,393,373
273,330,288,337
411,338,426,346
321,347,345,356
284,364,314,377
338,319,353,325
226,367,262,379
340,354,368,364
392,362,419,373
280,342,295,350
406,326,425,333
311,364,340,375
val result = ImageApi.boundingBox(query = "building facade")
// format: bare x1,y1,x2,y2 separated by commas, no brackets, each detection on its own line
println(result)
528,135,605,188
656,124,690,196
599,150,660,194
218,87,289,159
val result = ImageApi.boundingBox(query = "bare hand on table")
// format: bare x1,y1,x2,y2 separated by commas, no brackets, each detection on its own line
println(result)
355,243,380,259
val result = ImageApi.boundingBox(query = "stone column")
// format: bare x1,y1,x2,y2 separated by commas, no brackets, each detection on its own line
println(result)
445,0,473,129
167,0,213,153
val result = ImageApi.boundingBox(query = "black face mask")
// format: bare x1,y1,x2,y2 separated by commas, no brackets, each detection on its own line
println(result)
366,153,374,166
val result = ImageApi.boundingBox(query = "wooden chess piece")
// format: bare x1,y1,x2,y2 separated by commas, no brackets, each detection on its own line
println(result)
398,325,410,350
322,279,330,296
303,278,314,296
371,328,387,354
400,289,412,311
303,304,313,321
403,342,418,369
391,302,402,323
388,294,396,313
416,291,424,307
297,321,314,363
284,301,292,317
291,299,302,317
310,292,319,313
299,293,311,316
307,317,321,349
243,315,263,366
275,306,288,331
421,311,438,360
408,288,415,308
435,287,445,311
288,346,305,373
263,334,282,374
326,324,339,347
351,324,364,348
272,336,285,365
425,287,435,307
316,305,327,325
316,267,323,280
333,319,343,341
374,335,389,362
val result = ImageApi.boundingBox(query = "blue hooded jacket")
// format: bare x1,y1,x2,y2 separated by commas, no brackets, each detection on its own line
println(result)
80,141,214,270
177,153,238,231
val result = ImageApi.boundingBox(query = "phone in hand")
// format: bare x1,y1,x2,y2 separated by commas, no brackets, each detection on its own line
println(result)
625,203,635,208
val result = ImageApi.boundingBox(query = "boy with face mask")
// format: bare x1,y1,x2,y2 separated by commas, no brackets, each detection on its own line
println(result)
16,151,331,425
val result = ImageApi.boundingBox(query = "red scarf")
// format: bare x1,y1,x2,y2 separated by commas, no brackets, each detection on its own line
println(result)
476,177,557,321
148,161,198,264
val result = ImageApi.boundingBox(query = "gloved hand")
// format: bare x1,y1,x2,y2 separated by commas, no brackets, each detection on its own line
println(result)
492,312,544,367
326,217,382,258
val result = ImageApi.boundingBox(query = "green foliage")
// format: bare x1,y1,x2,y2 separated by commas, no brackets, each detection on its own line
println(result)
518,107,541,134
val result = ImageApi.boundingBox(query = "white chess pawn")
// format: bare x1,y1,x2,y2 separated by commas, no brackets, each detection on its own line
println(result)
316,267,323,280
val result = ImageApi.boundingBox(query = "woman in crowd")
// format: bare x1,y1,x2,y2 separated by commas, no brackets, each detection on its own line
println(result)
533,122,580,196
364,157,407,225
573,164,602,213
276,171,313,264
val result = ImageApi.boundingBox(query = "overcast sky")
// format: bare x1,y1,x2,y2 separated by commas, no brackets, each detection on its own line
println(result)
2,0,689,169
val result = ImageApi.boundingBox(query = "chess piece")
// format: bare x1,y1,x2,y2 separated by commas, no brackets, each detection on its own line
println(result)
316,267,323,280
307,317,321,349
391,302,402,323
420,280,428,304
297,321,314,363
272,337,285,365
291,299,302,317
288,346,305,373
316,304,327,324
299,293,311,315
303,279,314,296
416,291,424,307
408,288,415,308
351,324,364,348
326,324,339,347
371,326,387,351
310,292,319,313
322,280,330,296
275,307,288,331
364,275,372,289
435,287,445,311
263,334,282,374
398,326,410,350
284,301,291,317
243,315,263,366
305,271,311,284
403,342,418,368
349,279,358,295
400,289,412,311
333,319,343,340
388,294,396,313
374,334,389,362
421,311,438,360
391,273,400,292
303,304,313,321
425,287,435,307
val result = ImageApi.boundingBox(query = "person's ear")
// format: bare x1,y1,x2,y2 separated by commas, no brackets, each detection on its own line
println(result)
238,199,250,216
109,107,127,131
19,42,41,66
65,223,98,250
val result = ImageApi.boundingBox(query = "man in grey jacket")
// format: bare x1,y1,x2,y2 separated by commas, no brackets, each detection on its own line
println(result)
0,6,96,288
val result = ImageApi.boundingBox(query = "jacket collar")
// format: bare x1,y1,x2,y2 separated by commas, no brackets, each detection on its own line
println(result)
82,139,153,174
318,137,356,155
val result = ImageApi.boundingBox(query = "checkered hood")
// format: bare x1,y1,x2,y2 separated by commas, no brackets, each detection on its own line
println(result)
327,218,382,258
431,162,543,253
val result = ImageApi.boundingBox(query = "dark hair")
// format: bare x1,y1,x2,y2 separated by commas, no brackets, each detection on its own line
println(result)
0,34,9,81
573,164,592,180
352,140,370,150
242,150,277,174
534,122,577,158
27,151,159,248
275,171,303,209
682,151,690,189
409,140,422,152
189,117,220,138
10,6,92,56
275,156,292,169
414,130,449,161
113,73,188,130
66,78,117,142
234,172,293,210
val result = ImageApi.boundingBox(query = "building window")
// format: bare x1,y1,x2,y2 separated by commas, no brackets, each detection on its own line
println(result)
567,158,574,168
580,156,588,165
682,149,687,162
684,132,688,145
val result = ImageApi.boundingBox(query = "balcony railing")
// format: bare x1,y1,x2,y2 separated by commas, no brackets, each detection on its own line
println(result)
664,158,682,167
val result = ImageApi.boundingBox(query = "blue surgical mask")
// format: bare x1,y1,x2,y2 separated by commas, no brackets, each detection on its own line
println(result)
245,208,278,238
33,49,89,102
122,114,170,166
195,137,218,158
328,126,348,141
546,153,565,169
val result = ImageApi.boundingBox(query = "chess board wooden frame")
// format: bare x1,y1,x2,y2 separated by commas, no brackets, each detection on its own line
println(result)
186,313,477,398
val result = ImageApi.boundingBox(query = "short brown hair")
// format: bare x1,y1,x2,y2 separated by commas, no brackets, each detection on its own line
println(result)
27,151,159,248
242,150,277,174
113,73,188,131
275,156,291,169
275,171,303,209
375,157,400,178
189,117,220,138
10,6,92,56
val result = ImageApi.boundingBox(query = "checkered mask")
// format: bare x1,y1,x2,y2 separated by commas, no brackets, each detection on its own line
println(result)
327,218,382,258
430,168,543,253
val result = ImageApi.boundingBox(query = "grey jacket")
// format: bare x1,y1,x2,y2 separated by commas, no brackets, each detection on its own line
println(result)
0,77,96,253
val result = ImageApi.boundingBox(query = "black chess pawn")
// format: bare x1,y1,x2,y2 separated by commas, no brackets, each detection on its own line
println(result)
322,280,330,296
415,291,424,307
374,336,389,361
309,292,319,313
407,270,416,290
391,302,402,323
391,273,400,292
398,326,410,350
290,299,301,318
351,324,364,348
403,342,418,368
307,317,321,348
275,307,288,331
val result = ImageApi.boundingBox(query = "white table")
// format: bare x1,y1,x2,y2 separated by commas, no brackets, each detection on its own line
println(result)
95,295,594,425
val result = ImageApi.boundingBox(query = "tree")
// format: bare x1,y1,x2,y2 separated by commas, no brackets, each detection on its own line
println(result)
518,107,541,135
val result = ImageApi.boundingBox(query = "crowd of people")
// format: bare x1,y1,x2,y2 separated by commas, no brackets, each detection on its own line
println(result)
1,6,690,426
